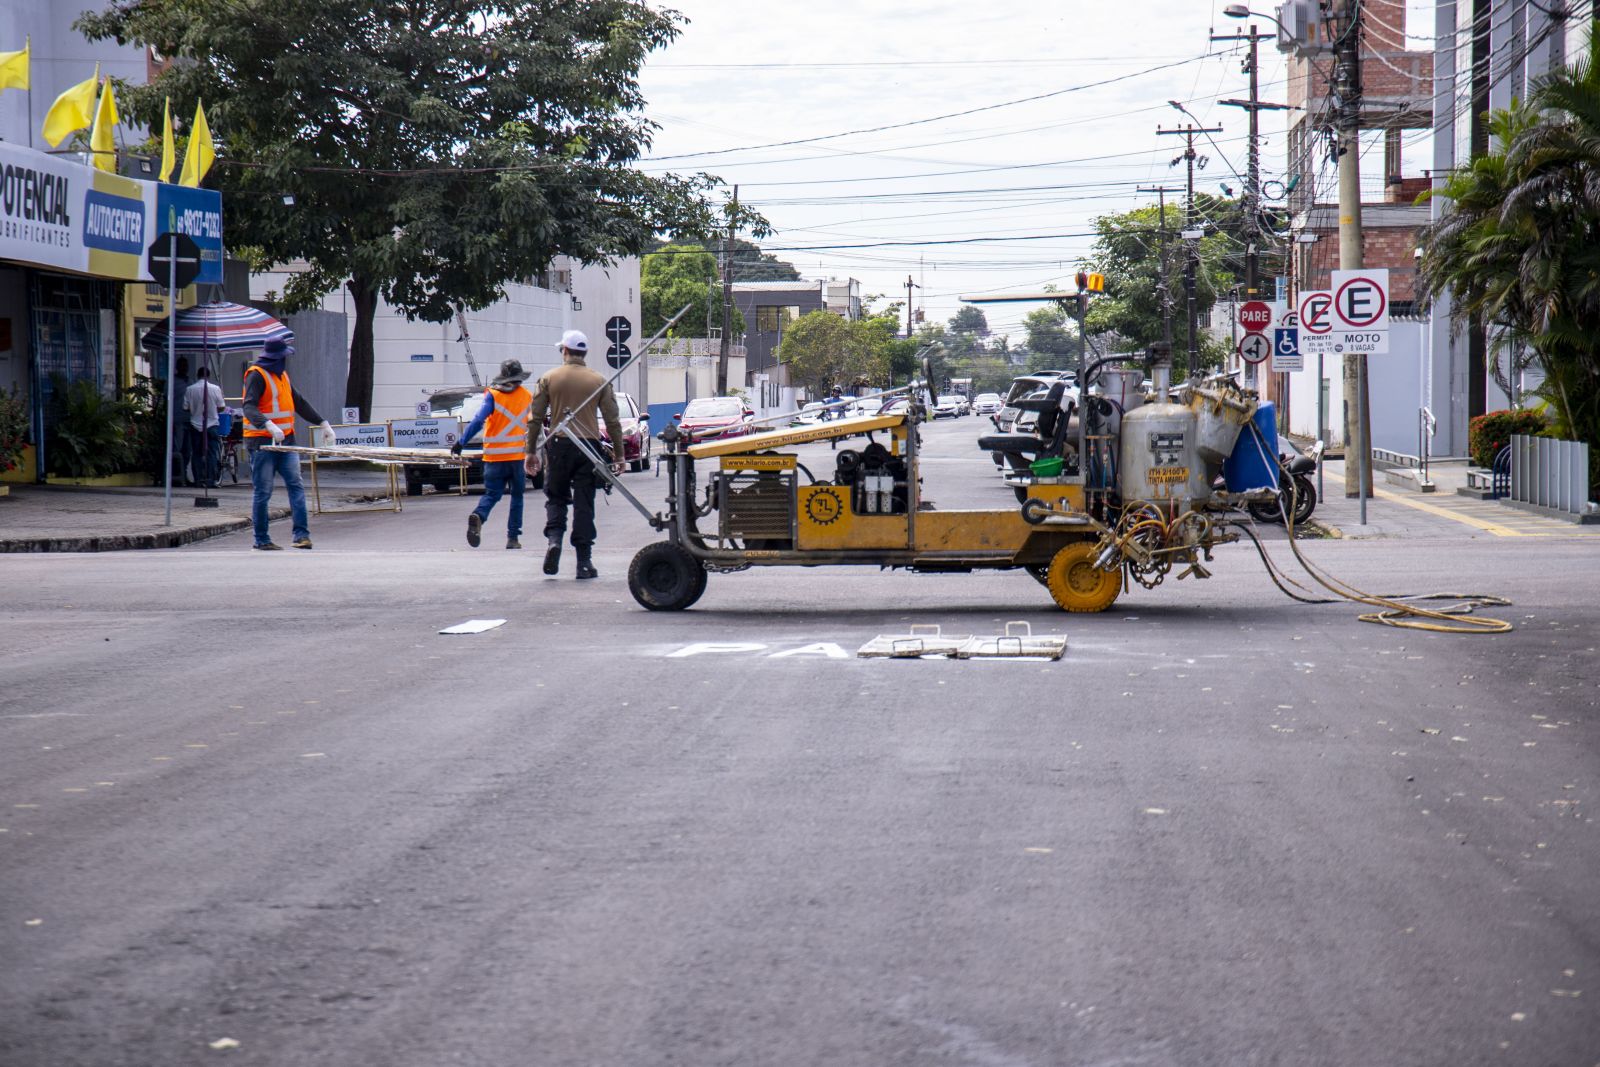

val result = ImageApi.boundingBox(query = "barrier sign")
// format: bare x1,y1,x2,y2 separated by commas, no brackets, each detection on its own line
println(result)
341,406,361,424
332,423,390,448
1272,327,1302,372
1330,269,1390,354
389,418,460,448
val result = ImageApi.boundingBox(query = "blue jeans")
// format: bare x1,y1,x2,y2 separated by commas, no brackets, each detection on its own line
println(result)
187,426,222,486
473,460,525,538
250,443,309,545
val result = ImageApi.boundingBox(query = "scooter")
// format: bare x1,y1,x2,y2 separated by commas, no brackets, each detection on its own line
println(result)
1249,440,1324,526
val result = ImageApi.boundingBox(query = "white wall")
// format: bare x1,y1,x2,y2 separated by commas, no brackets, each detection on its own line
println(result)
1286,321,1435,456
252,257,642,422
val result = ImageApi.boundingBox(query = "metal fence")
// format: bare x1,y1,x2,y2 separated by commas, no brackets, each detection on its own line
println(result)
1510,434,1594,517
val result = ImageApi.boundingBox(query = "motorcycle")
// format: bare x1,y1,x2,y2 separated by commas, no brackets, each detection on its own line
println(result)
1248,438,1324,526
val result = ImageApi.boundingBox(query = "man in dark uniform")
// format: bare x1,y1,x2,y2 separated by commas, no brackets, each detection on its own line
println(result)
524,330,624,579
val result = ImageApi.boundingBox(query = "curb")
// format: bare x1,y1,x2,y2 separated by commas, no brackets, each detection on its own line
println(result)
0,507,289,554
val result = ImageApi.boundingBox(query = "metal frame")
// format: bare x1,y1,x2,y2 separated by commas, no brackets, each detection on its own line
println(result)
308,454,403,514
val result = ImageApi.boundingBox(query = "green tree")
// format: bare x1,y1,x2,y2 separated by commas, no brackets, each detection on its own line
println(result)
948,305,989,336
80,0,743,418
778,312,890,394
640,244,744,337
1418,47,1600,496
1023,303,1076,372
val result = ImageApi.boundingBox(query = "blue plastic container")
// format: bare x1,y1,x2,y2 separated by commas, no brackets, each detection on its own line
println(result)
1222,401,1279,491
216,411,233,437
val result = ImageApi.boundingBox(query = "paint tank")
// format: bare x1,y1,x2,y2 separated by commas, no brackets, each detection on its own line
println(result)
1118,403,1211,510
1223,401,1280,491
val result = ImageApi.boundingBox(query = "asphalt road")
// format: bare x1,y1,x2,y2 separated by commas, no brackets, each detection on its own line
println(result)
3,419,1597,1066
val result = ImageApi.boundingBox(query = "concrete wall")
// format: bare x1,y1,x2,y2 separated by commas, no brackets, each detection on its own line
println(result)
1285,321,1433,457
251,259,643,423
0,3,149,152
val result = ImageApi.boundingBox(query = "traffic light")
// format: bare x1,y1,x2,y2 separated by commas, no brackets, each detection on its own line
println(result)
1075,271,1106,294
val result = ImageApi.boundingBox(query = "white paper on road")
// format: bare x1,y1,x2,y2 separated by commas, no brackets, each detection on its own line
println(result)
438,619,507,635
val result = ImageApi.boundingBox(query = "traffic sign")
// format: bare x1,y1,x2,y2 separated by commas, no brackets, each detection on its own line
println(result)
605,315,632,345
1238,300,1273,331
1272,327,1303,372
1330,269,1389,331
1237,330,1271,364
146,231,202,291
606,341,631,369
1297,290,1340,355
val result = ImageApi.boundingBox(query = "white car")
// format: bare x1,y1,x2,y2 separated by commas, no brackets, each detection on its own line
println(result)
933,395,965,419
971,392,1003,416
792,402,827,426
852,396,884,417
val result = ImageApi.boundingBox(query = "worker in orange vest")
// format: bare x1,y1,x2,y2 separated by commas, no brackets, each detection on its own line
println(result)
451,359,534,549
243,337,334,550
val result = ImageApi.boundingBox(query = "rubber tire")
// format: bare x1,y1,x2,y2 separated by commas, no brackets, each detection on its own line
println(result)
405,472,424,497
1291,475,1316,525
1044,542,1121,613
628,542,705,611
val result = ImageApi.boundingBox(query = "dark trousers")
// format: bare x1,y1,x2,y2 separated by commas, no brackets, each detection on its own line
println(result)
186,425,221,486
543,438,601,548
473,460,525,538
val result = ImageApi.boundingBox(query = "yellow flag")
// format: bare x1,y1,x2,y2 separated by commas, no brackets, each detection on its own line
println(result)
89,78,120,173
159,97,175,183
42,65,99,147
0,38,28,92
179,100,214,187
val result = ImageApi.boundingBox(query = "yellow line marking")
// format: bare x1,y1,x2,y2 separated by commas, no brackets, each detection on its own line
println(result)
1372,489,1535,536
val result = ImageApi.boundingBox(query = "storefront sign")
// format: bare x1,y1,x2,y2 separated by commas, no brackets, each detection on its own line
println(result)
332,423,390,447
0,141,223,285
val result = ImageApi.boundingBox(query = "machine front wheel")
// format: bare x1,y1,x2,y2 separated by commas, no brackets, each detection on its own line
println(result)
628,542,707,611
1044,542,1121,613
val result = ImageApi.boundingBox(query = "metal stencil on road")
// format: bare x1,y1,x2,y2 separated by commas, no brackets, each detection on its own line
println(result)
858,622,1066,660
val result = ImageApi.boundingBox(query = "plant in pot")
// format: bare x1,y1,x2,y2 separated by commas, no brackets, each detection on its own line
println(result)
45,376,135,478
0,386,28,477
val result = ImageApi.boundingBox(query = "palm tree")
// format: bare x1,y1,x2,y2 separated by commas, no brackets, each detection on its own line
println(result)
1418,38,1600,495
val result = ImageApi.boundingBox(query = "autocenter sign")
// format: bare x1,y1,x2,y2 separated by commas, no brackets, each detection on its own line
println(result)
0,140,224,285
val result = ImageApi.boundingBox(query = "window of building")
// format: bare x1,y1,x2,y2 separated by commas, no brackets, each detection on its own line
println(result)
756,305,802,333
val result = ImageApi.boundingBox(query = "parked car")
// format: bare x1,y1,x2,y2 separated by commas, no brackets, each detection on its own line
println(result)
605,392,652,472
993,372,1073,431
972,392,1004,416
852,396,884,417
792,402,827,427
933,395,966,419
678,396,755,440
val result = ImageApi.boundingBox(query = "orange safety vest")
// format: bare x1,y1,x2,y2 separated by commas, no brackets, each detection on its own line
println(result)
243,365,295,438
480,385,534,462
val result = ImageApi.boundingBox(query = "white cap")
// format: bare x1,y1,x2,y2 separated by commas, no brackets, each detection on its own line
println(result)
560,329,589,353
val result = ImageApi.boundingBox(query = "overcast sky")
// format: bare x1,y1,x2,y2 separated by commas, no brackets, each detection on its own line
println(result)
636,0,1431,342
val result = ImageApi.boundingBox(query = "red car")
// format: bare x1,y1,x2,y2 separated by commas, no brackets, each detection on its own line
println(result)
602,392,652,472
678,396,754,441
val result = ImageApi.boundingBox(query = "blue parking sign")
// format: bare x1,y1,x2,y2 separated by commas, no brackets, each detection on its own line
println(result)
1273,327,1303,371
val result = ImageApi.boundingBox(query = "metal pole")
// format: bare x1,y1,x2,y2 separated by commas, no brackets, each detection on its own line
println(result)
163,233,177,526
717,185,736,396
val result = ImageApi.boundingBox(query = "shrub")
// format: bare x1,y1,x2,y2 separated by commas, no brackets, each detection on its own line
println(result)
1468,408,1551,468
45,376,134,478
0,386,27,474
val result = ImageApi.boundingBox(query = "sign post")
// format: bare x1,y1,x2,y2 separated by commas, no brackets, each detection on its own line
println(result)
146,231,203,525
1331,269,1390,524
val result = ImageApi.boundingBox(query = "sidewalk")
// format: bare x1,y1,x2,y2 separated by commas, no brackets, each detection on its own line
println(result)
1313,458,1600,540
0,482,288,552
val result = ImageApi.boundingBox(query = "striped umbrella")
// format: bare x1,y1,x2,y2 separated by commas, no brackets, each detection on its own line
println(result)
141,301,294,353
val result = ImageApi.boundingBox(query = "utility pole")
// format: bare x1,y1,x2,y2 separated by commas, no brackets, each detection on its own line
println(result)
717,184,737,396
904,275,920,339
1158,122,1221,378
1332,1,1370,514
1214,23,1293,302
1138,184,1184,361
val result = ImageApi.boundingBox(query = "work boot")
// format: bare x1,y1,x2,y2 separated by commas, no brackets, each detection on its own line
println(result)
466,513,482,547
575,549,598,580
543,538,561,575
253,542,283,551
506,537,521,550
292,538,313,550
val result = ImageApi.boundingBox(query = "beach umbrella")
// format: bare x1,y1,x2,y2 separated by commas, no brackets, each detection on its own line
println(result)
140,301,293,353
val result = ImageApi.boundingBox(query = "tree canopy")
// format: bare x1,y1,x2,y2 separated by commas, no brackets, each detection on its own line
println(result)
79,0,745,416
640,245,744,338
1418,41,1600,495
778,312,891,394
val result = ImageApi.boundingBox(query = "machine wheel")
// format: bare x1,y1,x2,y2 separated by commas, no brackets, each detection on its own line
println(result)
628,542,706,611
1044,542,1121,613
404,470,424,497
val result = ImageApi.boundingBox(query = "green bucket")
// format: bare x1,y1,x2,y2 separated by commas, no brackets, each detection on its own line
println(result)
1030,456,1063,478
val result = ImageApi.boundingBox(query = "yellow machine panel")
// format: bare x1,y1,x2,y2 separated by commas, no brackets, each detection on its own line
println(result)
912,511,1033,553
795,485,909,550
1022,483,1086,509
